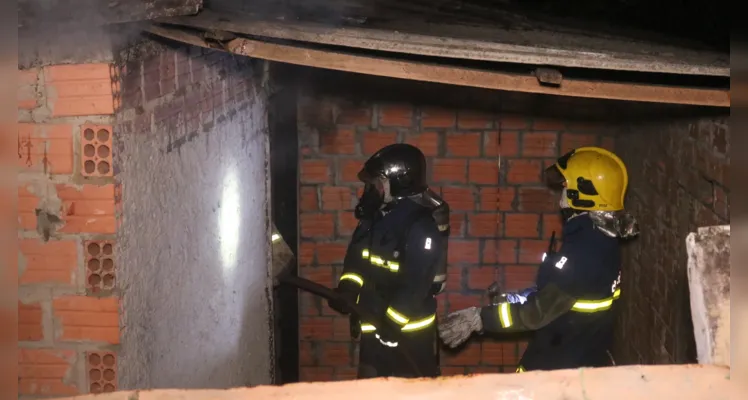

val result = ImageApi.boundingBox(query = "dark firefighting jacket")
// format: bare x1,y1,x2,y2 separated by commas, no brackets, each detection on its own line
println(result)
336,199,444,336
480,213,621,335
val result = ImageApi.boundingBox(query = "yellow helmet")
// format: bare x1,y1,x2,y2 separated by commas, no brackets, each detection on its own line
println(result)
544,147,629,211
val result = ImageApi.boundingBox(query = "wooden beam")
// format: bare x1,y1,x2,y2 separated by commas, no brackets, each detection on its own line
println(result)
146,25,729,107
156,10,730,77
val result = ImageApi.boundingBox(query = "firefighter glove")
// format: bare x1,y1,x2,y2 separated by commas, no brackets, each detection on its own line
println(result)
438,307,483,348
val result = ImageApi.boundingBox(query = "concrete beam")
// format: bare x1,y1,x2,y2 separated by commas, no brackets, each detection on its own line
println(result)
687,225,730,367
58,364,729,400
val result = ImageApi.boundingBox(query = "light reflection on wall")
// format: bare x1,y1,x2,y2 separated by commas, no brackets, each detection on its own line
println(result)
219,167,241,278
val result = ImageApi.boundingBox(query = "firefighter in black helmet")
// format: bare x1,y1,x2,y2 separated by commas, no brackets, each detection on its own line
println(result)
328,143,450,378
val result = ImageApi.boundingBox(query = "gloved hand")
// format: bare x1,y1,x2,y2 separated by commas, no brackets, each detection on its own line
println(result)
438,307,483,348
503,286,538,305
327,288,357,315
375,319,401,348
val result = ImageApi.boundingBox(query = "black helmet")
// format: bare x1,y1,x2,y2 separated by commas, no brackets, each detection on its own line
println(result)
358,143,428,198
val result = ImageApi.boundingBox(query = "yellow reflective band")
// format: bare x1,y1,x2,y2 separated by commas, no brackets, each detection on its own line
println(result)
386,261,400,272
339,273,364,286
370,256,385,266
362,249,370,258
572,289,622,313
516,365,525,373
401,315,436,332
271,233,281,242
499,302,513,328
386,307,410,325
360,314,436,333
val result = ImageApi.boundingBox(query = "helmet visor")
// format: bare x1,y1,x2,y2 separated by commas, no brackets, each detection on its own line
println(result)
544,164,566,190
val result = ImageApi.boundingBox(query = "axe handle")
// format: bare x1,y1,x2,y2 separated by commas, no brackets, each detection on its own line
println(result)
278,274,424,377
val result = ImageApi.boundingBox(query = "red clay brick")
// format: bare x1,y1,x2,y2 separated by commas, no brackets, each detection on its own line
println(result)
18,348,79,396
53,296,120,344
448,240,480,264
504,213,540,238
300,292,320,317
446,133,481,157
442,340,482,366
484,131,520,157
338,212,359,236
457,110,494,129
318,342,351,367
466,266,498,290
518,240,547,264
300,366,334,382
44,64,114,117
18,184,116,234
300,186,319,211
17,123,74,175
518,187,558,212
532,117,566,131
446,292,482,313
449,213,465,237
299,341,316,366
478,187,515,211
300,317,335,340
321,187,353,211
362,131,397,155
561,133,598,154
337,103,372,126
335,366,358,381
497,114,530,130
339,159,366,183
506,159,542,184
522,132,559,157
299,242,315,266
378,104,413,127
468,159,499,184
445,265,463,292
320,128,356,155
482,239,517,264
301,159,332,183
300,213,334,238
440,186,474,211
433,159,467,183
481,341,506,365
600,136,616,152
441,366,467,376
18,302,43,341
300,266,335,288
421,107,456,128
468,213,501,237
504,265,539,291
79,125,114,178
405,131,439,156
542,213,563,238
316,242,347,264
18,68,41,110
19,239,77,285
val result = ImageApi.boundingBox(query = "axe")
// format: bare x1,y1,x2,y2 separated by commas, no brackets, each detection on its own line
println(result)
270,226,423,377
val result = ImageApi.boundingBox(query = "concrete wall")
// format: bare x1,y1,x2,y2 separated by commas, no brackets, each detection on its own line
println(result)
114,43,273,389
614,116,730,364
294,71,617,380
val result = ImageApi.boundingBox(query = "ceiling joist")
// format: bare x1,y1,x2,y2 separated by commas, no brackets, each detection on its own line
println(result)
145,24,730,107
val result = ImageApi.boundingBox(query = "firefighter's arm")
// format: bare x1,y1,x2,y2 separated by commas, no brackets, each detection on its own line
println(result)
383,221,441,329
329,225,368,314
480,283,577,333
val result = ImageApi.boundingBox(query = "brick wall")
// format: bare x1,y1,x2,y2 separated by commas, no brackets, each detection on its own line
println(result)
296,93,615,381
613,116,730,364
18,63,120,397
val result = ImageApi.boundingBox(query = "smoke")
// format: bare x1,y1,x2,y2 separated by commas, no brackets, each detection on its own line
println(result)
18,0,200,68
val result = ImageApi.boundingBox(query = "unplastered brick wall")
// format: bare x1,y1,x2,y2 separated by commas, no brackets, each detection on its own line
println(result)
613,116,730,365
297,94,615,381
17,63,120,397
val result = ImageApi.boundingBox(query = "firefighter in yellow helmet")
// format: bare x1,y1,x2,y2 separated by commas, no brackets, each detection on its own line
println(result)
438,147,638,372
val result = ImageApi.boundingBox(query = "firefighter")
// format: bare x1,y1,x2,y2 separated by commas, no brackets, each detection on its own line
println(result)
438,146,639,372
328,143,449,378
